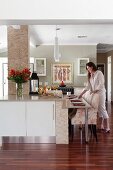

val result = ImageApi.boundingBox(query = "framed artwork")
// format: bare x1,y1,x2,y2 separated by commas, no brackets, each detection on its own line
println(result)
35,58,46,76
97,63,105,75
78,58,89,76
52,63,73,84
29,63,34,73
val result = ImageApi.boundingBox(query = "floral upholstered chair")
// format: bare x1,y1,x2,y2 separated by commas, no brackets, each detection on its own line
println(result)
71,91,99,142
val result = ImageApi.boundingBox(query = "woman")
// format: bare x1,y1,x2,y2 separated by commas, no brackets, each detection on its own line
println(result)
78,62,110,133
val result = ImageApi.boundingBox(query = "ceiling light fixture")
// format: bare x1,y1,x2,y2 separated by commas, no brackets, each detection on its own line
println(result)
77,35,87,38
54,26,61,62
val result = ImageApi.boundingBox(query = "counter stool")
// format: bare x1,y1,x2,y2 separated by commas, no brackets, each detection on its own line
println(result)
69,91,99,142
70,107,98,142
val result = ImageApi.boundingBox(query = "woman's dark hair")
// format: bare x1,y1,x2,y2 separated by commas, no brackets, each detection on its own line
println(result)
86,62,97,80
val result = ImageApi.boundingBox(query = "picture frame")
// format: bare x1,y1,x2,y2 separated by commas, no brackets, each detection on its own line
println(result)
97,63,105,75
78,58,89,76
34,58,46,76
29,63,34,73
52,63,73,84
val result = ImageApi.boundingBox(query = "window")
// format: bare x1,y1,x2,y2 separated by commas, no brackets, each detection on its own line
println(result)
35,58,46,76
78,58,89,76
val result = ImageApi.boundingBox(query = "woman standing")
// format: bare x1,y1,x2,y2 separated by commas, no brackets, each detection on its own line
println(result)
78,62,110,133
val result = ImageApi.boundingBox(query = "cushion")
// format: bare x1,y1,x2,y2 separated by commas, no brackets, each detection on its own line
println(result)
71,108,97,125
82,90,99,109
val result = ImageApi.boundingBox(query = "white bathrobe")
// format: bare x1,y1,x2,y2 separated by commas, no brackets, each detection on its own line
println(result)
84,70,109,119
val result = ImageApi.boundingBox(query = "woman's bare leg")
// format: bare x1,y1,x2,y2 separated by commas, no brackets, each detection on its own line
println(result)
98,117,104,129
104,118,110,131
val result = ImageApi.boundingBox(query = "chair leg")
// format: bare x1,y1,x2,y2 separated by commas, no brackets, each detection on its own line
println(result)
68,118,72,135
88,124,93,139
80,127,83,144
71,125,74,141
68,119,74,141
92,125,98,142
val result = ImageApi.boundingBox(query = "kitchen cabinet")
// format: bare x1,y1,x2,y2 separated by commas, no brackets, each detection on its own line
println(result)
26,101,55,136
0,101,55,137
0,102,26,136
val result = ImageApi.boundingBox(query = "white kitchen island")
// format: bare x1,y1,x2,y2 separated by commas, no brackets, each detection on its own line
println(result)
0,95,69,146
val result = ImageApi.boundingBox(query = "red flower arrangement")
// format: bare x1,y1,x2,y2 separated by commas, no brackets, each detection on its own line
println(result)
8,68,31,83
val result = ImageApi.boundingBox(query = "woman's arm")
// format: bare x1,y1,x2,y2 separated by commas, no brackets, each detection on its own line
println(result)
90,89,99,94
78,89,87,98
78,81,91,98
95,71,105,91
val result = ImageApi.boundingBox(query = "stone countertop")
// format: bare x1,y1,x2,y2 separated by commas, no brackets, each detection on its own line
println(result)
0,94,91,109
0,95,63,102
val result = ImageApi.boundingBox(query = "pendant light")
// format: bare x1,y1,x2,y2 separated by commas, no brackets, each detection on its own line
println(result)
54,26,61,62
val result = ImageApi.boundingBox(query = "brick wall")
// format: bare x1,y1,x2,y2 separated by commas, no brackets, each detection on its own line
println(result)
8,25,29,95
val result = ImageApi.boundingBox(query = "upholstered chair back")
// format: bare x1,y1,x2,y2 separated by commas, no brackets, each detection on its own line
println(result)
71,91,99,125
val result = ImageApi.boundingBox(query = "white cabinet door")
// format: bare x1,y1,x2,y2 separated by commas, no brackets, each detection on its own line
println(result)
26,101,55,136
0,102,26,136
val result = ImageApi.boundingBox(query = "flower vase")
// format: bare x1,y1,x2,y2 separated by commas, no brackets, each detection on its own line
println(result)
16,83,23,97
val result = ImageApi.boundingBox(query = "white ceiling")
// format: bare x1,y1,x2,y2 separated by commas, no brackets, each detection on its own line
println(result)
1,24,113,53
30,24,113,45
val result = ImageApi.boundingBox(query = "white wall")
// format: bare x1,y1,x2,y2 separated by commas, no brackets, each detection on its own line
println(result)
30,45,97,86
0,45,97,90
0,58,8,96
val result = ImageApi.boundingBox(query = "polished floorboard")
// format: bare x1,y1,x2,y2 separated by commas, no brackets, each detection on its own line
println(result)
0,102,113,170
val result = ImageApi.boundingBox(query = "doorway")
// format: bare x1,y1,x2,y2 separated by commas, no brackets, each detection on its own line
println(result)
0,57,34,97
0,58,8,97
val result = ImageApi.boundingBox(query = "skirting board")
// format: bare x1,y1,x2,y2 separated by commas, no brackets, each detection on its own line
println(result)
2,136,56,143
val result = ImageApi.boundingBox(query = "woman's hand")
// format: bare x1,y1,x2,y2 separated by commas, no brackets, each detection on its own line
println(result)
78,89,87,99
78,94,83,99
90,90,99,94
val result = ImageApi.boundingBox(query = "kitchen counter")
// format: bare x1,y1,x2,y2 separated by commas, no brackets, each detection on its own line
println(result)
0,94,91,146
0,94,68,146
0,94,63,101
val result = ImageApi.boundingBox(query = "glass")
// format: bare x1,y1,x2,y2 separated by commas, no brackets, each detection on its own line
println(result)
31,80,39,92
16,83,23,97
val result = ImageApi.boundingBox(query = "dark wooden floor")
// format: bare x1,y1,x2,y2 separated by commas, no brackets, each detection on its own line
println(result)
0,103,113,170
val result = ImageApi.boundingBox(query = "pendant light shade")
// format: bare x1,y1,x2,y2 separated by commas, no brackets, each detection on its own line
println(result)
54,27,61,62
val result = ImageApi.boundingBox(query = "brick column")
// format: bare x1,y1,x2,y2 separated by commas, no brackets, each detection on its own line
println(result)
8,25,29,95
